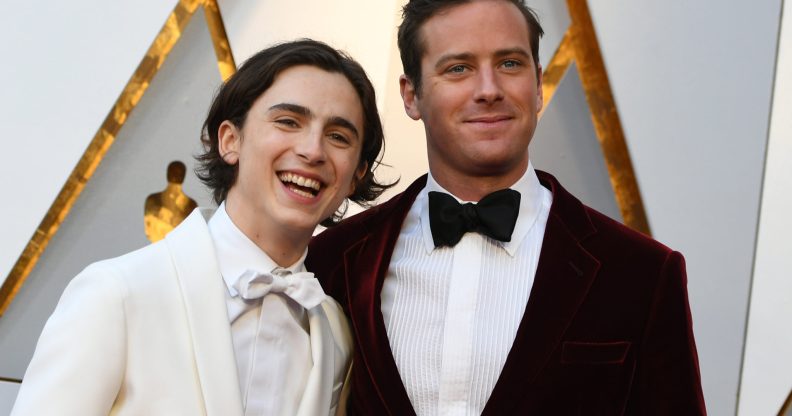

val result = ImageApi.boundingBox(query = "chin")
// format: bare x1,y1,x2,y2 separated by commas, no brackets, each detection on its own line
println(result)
470,157,526,175
275,210,321,233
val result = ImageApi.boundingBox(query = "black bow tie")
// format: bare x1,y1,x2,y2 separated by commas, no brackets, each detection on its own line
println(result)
428,189,521,248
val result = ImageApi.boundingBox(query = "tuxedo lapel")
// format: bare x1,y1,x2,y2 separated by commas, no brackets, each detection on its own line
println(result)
166,208,244,416
296,304,335,416
483,173,600,415
342,176,427,416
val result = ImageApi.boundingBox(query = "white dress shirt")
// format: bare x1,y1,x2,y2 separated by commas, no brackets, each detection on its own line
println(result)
208,203,313,416
380,162,553,416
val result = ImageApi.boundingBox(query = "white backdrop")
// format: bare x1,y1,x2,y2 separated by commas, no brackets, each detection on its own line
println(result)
740,1,792,413
0,1,788,414
0,1,176,285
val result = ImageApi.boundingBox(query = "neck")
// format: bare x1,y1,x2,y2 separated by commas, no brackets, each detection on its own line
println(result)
164,182,182,193
430,164,528,202
223,199,310,267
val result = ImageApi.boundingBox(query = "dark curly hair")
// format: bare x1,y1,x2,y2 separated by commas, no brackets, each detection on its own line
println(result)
398,0,544,95
196,39,394,226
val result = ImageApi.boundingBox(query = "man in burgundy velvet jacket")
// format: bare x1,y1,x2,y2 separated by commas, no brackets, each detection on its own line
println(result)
307,0,706,414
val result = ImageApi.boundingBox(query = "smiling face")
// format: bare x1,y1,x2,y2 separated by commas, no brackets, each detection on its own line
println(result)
400,0,543,196
220,65,365,247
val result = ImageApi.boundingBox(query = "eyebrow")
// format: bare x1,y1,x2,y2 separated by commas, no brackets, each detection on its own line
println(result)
269,102,360,139
433,47,533,71
493,47,532,60
434,52,475,71
269,102,311,117
328,116,360,140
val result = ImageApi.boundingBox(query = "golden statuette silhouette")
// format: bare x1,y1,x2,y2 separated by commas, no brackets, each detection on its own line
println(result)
144,161,198,242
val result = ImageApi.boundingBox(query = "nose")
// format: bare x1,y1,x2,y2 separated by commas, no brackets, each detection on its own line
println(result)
295,129,326,165
473,67,504,104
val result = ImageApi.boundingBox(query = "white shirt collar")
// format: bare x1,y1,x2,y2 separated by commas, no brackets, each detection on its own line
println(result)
208,202,308,297
418,161,546,256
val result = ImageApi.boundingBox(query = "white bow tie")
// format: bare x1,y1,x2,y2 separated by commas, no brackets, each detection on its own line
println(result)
233,269,327,310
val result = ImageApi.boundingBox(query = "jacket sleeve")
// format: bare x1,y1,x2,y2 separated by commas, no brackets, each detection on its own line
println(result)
626,251,707,415
11,262,128,416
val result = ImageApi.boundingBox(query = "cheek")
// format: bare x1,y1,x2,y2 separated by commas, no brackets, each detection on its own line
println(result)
341,160,359,187
329,152,360,189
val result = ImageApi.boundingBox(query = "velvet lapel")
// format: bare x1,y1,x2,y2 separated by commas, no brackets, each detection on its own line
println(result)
483,172,600,415
343,176,427,416
166,208,244,416
295,303,335,416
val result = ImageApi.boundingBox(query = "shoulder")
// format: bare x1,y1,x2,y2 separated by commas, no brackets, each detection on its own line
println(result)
312,202,388,251
581,207,684,275
93,238,173,283
49,240,169,317
69,209,215,300
584,206,673,259
308,175,427,267
540,170,679,267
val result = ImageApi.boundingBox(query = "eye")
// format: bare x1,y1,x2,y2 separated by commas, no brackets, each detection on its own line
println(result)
274,118,299,128
501,59,522,69
446,64,467,74
328,132,351,146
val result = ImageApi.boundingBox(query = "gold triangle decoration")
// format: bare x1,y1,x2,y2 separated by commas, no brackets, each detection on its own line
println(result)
0,0,647,316
204,0,237,81
781,389,792,416
541,0,650,235
0,0,236,317
539,29,574,120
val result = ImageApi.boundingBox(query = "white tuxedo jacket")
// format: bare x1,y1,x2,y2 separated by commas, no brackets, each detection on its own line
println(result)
12,208,352,416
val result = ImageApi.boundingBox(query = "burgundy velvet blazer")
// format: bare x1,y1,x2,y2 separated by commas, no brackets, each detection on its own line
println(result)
307,171,706,415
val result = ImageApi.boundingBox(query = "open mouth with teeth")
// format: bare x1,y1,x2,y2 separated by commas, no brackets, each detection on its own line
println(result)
278,172,323,198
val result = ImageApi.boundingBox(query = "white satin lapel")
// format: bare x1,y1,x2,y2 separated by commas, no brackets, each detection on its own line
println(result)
165,208,244,416
296,303,335,416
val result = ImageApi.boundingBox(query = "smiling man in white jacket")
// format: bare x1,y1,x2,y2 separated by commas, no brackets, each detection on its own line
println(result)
12,39,393,416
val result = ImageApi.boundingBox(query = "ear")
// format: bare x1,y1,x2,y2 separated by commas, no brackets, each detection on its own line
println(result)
535,64,544,113
218,120,241,165
348,161,369,197
399,74,422,121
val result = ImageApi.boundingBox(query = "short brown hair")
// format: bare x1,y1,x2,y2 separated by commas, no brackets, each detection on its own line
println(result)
196,39,393,226
397,0,544,94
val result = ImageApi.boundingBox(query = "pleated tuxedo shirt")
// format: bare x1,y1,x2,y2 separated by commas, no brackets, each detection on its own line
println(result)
380,163,553,416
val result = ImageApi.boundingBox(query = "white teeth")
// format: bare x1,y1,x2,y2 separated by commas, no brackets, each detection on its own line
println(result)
278,172,322,192
291,188,314,198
